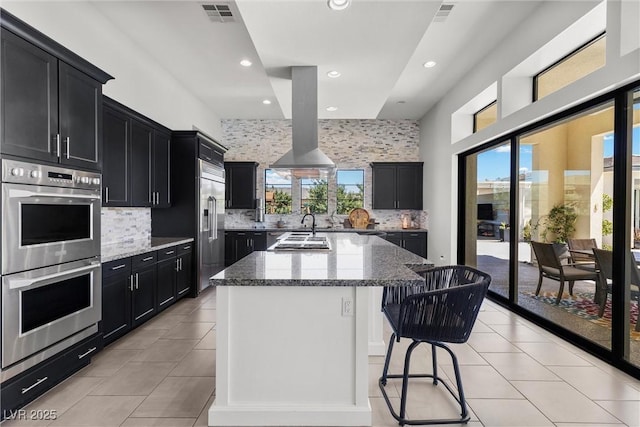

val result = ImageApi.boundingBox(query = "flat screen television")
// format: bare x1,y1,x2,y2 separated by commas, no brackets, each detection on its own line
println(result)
477,203,493,220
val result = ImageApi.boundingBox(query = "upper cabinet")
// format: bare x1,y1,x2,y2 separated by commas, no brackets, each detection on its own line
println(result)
371,162,423,210
102,97,170,208
225,162,258,209
0,11,113,171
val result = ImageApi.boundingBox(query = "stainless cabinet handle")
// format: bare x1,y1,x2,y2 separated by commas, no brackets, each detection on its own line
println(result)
135,273,139,290
156,192,159,205
22,377,48,394
105,187,109,204
179,258,183,270
65,136,70,159
142,256,154,262
176,259,180,272
78,347,97,359
165,250,174,255
111,264,126,271
55,134,61,158
130,275,134,291
183,245,191,250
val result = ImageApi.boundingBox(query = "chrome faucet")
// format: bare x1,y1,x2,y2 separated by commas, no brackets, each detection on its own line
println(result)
301,213,316,235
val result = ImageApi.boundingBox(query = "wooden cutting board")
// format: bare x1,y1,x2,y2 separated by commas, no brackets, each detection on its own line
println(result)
349,208,370,229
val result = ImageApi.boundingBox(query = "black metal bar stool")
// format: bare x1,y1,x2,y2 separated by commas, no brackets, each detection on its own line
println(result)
379,265,491,426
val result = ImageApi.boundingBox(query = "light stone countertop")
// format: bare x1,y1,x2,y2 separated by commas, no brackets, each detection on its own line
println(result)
211,233,433,287
101,237,194,263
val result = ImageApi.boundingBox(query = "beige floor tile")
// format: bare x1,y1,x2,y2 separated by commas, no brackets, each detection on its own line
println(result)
477,310,519,325
89,361,176,395
169,350,216,377
0,414,53,427
369,355,386,365
49,395,144,427
76,348,140,377
185,308,216,323
467,398,554,426
109,328,168,350
136,313,188,331
370,396,402,427
194,394,215,427
131,377,215,418
164,300,203,315
198,299,217,309
548,366,640,400
596,400,640,426
515,342,593,366
435,342,488,366
469,320,494,333
481,352,560,381
467,332,523,353
489,323,552,342
194,329,216,350
162,322,214,340
130,339,198,362
512,381,622,424
25,376,104,414
120,418,196,426
440,365,523,399
370,366,399,399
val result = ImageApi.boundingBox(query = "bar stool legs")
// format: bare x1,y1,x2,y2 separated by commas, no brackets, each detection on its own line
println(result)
379,335,470,426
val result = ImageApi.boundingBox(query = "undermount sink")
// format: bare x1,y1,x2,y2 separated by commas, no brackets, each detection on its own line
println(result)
268,232,331,251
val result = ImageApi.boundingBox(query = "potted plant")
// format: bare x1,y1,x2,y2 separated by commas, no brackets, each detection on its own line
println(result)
539,203,577,244
499,222,510,242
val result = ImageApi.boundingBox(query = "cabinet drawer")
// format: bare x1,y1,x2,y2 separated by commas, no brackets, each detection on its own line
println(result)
132,252,157,270
157,246,178,261
102,258,131,278
385,232,402,239
62,334,103,369
177,242,193,256
403,232,424,239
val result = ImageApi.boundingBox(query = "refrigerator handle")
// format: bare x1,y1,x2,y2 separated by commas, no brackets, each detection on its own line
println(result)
209,196,217,240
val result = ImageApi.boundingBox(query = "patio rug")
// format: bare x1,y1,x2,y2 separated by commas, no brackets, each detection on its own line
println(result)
526,291,640,340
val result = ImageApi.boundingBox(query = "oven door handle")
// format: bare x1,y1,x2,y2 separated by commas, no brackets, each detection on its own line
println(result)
6,263,100,290
8,189,101,200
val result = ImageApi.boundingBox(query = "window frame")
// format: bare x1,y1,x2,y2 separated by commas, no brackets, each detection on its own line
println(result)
335,169,365,215
473,100,498,133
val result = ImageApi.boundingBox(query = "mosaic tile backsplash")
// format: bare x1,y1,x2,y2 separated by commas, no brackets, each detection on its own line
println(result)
101,207,151,245
221,119,429,230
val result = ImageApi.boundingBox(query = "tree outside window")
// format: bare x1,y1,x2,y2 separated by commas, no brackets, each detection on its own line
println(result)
265,169,292,214
336,170,364,214
301,179,328,214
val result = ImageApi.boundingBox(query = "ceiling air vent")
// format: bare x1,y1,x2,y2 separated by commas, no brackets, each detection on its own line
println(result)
433,3,454,23
202,4,235,23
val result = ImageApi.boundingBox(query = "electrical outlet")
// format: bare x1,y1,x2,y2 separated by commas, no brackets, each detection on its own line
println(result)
342,297,354,317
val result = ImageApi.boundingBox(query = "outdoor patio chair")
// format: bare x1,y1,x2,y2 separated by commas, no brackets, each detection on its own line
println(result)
592,248,640,331
531,241,599,305
567,238,598,271
379,265,491,425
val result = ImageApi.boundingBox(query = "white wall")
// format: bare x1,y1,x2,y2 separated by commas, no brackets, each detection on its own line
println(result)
2,1,223,140
420,0,640,265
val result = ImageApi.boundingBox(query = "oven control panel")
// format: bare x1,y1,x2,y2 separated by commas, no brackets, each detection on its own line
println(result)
1,159,101,190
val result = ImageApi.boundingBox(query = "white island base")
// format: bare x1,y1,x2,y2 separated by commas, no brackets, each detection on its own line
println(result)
209,285,374,426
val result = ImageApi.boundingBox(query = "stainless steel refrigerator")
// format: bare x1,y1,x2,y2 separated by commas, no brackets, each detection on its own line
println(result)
199,159,225,292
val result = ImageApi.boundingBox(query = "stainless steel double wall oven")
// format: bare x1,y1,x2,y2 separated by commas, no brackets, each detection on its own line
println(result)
1,159,102,380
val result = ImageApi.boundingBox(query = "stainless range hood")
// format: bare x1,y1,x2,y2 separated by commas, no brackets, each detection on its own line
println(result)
270,66,336,178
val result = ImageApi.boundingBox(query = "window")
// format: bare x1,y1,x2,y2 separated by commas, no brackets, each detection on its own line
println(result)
336,169,364,214
473,101,497,132
534,33,606,101
300,179,328,214
265,169,292,214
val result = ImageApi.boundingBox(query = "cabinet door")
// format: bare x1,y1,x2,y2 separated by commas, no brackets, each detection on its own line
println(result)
251,232,267,251
176,252,192,300
225,163,257,209
156,258,177,312
102,106,130,206
130,120,153,207
132,267,156,327
385,232,403,248
153,130,171,207
371,165,397,209
58,62,101,170
234,233,253,262
102,270,132,344
396,165,422,210
402,232,427,258
1,29,59,163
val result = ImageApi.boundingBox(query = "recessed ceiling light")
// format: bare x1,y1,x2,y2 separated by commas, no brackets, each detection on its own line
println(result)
326,106,338,112
423,61,437,68
240,59,252,67
262,99,271,105
327,0,350,11
327,70,341,78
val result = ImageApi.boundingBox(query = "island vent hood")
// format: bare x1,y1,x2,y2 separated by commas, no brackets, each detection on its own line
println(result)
270,66,336,178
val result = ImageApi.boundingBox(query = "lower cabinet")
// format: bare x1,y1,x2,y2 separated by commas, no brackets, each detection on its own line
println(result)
385,231,428,258
1,334,102,419
225,231,267,266
101,242,193,345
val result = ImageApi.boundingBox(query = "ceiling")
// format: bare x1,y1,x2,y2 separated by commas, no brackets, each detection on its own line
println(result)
86,1,542,120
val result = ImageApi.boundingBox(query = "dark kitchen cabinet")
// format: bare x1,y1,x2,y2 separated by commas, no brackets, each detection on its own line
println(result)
102,258,133,343
371,162,423,210
131,265,157,327
156,258,177,312
225,162,258,209
176,243,194,300
0,13,112,171
156,243,193,311
385,231,428,258
102,97,171,208
225,231,266,266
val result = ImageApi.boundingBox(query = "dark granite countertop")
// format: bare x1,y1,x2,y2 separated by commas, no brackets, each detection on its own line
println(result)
225,227,428,233
210,233,433,287
102,237,194,263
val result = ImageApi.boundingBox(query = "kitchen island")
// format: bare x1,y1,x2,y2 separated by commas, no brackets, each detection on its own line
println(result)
208,233,433,427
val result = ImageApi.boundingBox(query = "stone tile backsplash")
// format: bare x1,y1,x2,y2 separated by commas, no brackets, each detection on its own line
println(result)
222,119,428,230
101,207,151,245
